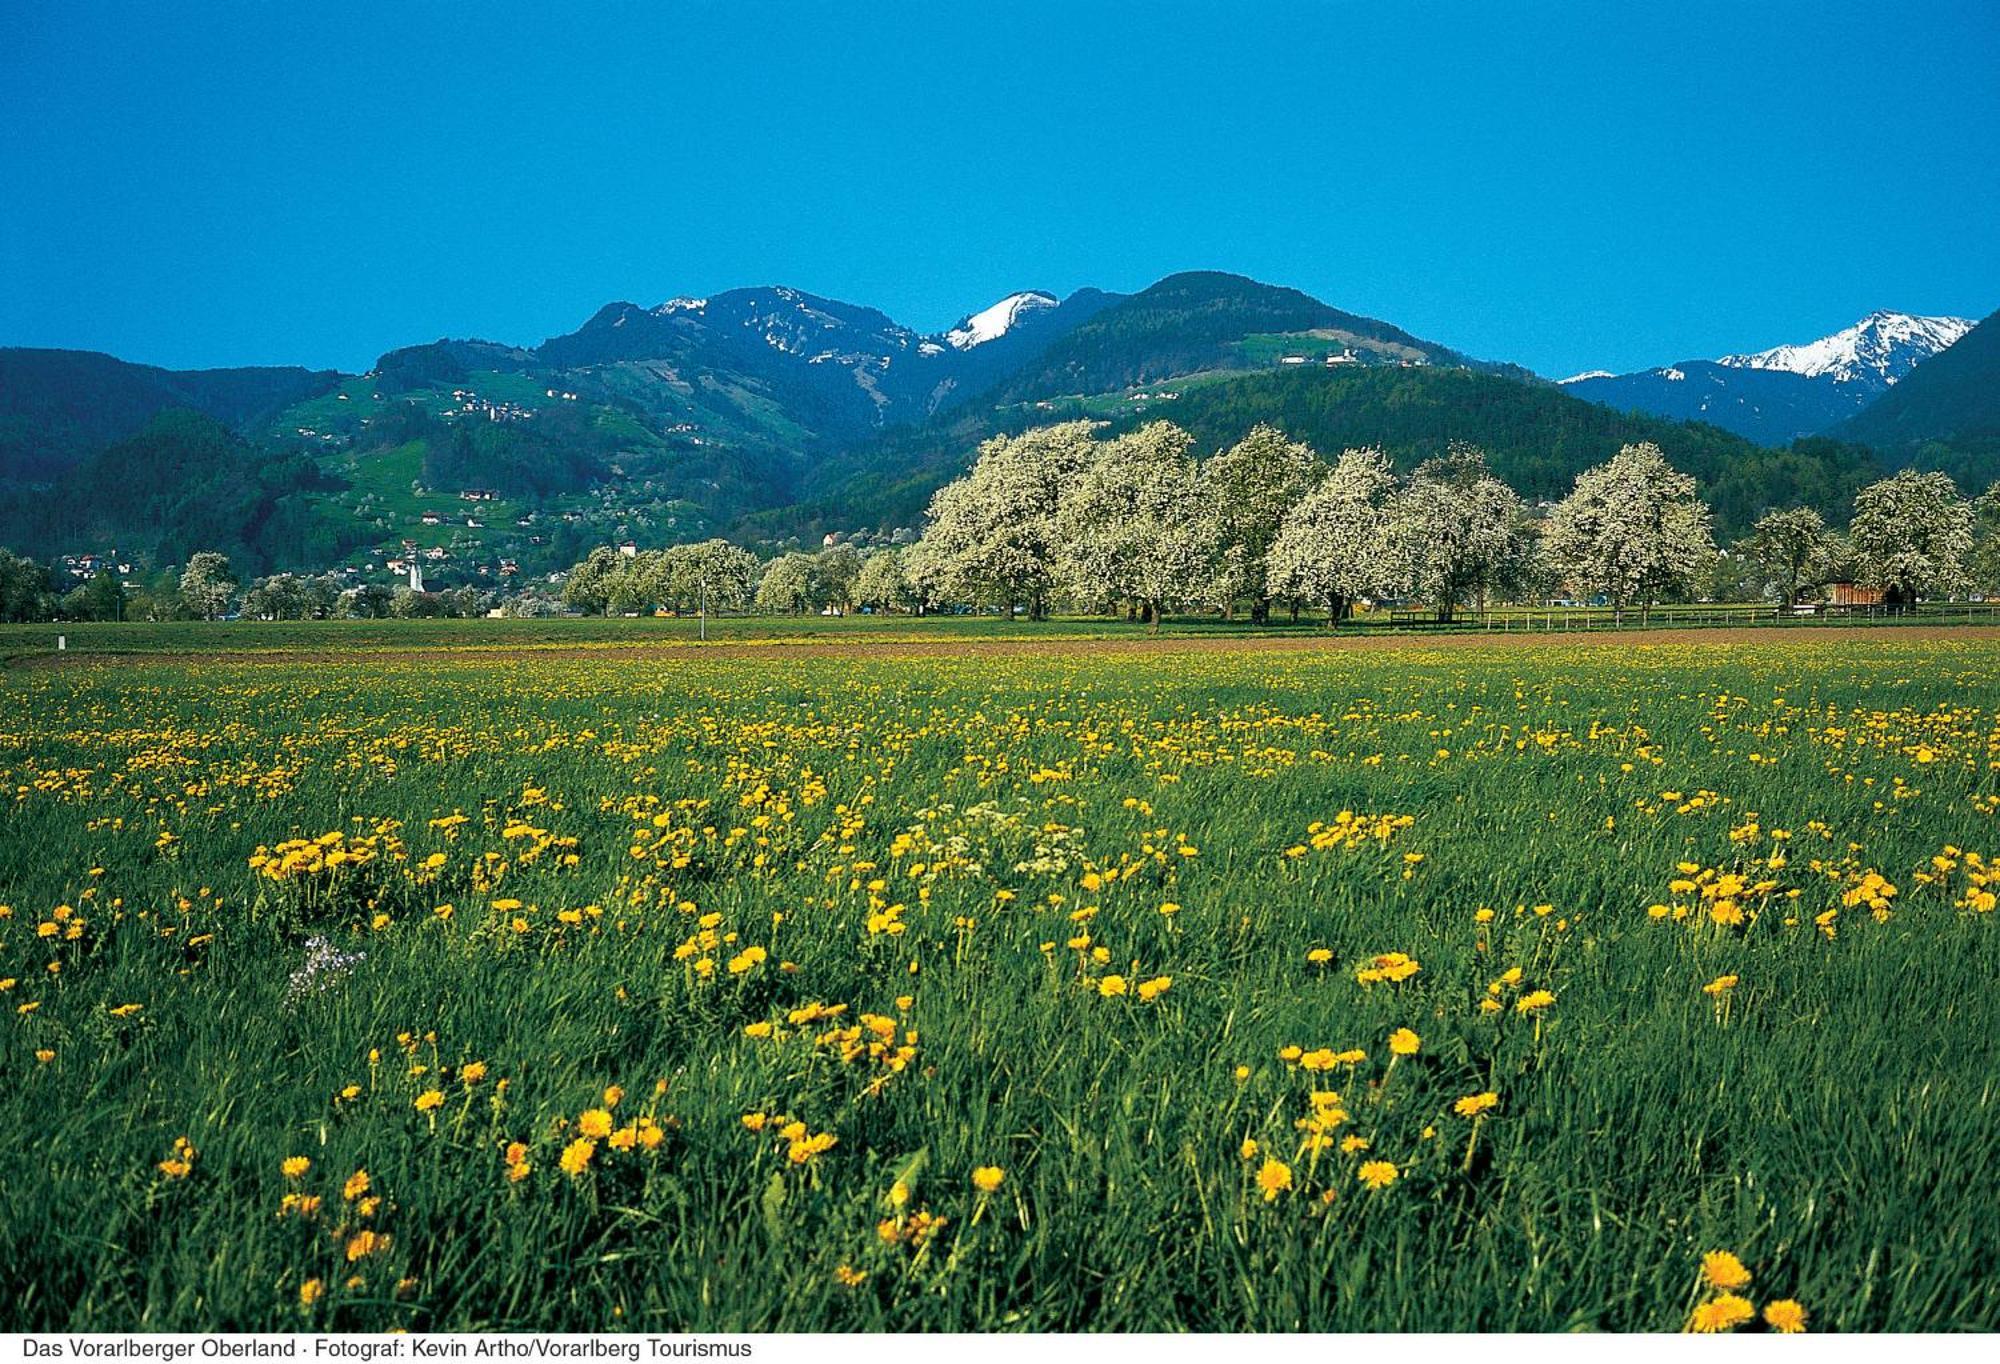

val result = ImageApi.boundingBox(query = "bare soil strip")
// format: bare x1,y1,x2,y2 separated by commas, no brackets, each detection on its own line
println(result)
10,624,1999,672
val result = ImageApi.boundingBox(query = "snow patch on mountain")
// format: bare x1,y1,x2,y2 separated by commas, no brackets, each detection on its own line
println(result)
1718,311,1972,388
945,292,1058,351
1558,370,1615,385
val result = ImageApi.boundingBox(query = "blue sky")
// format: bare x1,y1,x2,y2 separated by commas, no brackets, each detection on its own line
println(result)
3,0,1995,379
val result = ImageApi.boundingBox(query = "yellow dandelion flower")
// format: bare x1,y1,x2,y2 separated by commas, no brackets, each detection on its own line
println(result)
1687,1294,1755,1333
1763,1299,1807,1334
1255,1156,1292,1202
786,1131,838,1163
1357,1160,1399,1190
1701,1250,1752,1290
559,1137,596,1176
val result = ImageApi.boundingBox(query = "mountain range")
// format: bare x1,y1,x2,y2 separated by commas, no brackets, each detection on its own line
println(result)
1558,311,1975,444
0,272,1993,577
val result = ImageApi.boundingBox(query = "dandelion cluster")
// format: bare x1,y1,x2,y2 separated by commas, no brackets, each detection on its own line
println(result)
0,631,1994,1329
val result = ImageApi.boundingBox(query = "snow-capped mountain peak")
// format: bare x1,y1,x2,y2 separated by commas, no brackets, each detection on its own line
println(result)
945,291,1058,351
1717,311,1972,389
1558,370,1614,385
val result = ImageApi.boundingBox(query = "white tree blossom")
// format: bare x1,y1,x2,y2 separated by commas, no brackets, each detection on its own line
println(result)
1970,485,2000,597
561,546,623,615
1202,423,1324,620
605,549,667,615
755,552,821,615
813,543,864,615
1849,469,1974,603
1540,442,1713,618
1054,421,1219,628
1264,447,1397,625
909,422,1097,618
179,551,236,621
1745,507,1835,607
854,549,910,612
661,539,759,614
1383,443,1532,621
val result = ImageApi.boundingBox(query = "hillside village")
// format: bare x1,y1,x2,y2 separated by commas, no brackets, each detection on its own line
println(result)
2,275,1994,626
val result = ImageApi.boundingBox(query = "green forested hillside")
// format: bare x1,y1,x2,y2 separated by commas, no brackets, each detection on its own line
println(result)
0,348,341,484
991,271,1531,403
781,364,1885,541
1835,309,2000,487
2,275,1953,568
0,409,359,570
1137,366,1883,530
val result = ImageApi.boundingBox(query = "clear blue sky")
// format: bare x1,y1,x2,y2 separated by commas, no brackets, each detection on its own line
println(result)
3,0,1995,379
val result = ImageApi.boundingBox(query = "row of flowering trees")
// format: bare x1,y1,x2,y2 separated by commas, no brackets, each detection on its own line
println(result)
889,420,1986,625
897,422,1695,625
549,420,1991,625
18,422,1984,628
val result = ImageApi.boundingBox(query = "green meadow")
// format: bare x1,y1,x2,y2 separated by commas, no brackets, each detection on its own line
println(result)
1,627,1995,1330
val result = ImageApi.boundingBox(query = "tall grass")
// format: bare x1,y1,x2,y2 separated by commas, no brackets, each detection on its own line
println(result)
0,634,1994,1330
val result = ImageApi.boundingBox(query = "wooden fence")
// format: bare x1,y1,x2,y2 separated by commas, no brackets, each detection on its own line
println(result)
1356,601,2000,634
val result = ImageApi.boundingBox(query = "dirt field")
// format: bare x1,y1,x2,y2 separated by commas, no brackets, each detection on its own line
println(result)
11,623,1998,671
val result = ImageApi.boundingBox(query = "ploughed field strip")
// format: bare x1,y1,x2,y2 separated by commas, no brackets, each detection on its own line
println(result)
1,634,1995,1329
10,622,2000,672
